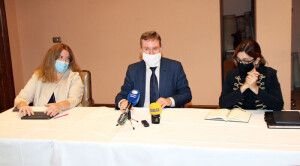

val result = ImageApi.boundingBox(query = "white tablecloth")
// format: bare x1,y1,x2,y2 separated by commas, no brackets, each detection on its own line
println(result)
0,107,300,166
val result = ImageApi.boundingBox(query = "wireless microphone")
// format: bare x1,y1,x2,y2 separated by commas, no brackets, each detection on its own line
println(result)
117,89,140,126
124,89,140,114
149,103,162,124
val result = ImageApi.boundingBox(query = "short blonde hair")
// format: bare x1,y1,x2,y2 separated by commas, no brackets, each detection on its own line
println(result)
140,31,161,47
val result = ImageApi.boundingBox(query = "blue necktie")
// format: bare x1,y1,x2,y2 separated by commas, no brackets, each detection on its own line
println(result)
150,67,159,103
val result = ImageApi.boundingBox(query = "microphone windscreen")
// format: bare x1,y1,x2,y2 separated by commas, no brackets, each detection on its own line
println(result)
149,103,162,115
127,89,140,106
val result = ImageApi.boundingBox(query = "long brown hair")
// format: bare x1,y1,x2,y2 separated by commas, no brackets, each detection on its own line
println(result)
35,43,80,83
232,39,267,66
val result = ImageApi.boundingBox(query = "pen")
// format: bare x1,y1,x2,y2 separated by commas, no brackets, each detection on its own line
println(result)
53,113,69,119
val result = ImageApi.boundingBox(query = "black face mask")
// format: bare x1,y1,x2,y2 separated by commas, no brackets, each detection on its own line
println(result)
238,63,254,76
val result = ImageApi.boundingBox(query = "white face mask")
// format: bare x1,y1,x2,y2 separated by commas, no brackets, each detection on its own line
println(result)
142,52,161,67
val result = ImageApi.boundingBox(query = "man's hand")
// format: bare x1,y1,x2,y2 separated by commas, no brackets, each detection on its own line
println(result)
156,97,172,108
120,100,128,113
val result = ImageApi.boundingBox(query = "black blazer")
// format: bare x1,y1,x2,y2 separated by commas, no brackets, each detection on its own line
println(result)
219,66,284,110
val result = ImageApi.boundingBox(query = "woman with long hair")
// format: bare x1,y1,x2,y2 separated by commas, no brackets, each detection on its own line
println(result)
219,39,283,110
15,43,84,117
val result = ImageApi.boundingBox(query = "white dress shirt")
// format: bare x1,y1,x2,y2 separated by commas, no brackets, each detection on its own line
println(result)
143,63,175,108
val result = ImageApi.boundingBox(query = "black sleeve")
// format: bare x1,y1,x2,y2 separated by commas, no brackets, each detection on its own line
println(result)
256,70,284,111
219,71,244,109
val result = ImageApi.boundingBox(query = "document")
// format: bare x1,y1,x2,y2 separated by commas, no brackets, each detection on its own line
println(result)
205,108,252,123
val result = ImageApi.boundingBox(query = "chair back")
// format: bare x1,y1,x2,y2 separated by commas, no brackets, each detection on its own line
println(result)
79,70,93,106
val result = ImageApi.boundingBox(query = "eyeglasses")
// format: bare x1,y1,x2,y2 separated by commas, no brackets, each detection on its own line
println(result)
236,57,256,64
142,47,161,54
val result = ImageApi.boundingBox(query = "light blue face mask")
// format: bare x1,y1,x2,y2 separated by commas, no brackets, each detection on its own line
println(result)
55,60,69,73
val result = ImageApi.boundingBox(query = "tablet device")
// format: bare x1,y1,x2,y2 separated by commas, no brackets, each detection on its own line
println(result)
21,112,52,120
273,111,300,125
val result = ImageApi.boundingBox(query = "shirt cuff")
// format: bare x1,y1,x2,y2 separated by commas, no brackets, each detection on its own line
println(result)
169,97,175,107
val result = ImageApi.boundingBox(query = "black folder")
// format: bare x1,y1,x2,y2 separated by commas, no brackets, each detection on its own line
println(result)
265,111,300,129
273,111,300,124
21,112,52,120
12,107,19,112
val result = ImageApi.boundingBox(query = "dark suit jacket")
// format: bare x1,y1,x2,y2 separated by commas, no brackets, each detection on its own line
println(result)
115,57,192,109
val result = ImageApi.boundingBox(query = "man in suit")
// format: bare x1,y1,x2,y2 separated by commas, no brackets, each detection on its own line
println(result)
115,31,192,111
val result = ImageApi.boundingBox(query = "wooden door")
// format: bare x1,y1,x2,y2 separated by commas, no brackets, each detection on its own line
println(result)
0,0,15,113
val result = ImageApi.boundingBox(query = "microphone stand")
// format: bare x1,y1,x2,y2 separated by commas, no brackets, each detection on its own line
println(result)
127,110,138,130
116,107,138,130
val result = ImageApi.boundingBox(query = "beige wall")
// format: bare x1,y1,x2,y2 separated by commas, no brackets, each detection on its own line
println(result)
5,0,292,109
256,0,292,109
5,0,222,106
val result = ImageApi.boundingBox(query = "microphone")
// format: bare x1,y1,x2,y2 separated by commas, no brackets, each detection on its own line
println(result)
124,89,140,114
149,103,162,124
117,89,140,126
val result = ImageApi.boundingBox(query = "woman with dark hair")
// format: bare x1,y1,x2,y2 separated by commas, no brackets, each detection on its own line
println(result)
15,43,84,117
219,39,284,110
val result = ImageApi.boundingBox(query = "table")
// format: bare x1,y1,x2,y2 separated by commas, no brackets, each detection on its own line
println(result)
0,107,300,166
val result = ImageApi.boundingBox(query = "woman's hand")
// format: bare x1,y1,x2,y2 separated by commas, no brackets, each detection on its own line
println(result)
44,103,62,117
246,68,260,94
240,82,250,93
18,102,34,117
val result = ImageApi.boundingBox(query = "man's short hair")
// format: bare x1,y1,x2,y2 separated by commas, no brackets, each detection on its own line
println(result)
140,31,161,47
